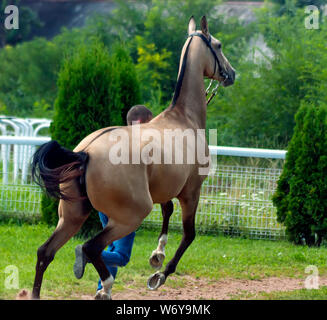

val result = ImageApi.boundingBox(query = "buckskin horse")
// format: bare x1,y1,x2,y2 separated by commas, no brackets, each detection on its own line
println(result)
29,16,235,300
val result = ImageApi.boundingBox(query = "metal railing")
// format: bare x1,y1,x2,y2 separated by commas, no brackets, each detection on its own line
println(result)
0,117,51,184
0,135,50,218
0,133,287,239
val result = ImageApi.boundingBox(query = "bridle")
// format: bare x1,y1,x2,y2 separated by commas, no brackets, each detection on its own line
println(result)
190,32,228,81
171,31,229,108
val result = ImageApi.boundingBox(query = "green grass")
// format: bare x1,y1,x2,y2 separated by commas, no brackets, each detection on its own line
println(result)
231,287,327,300
257,287,327,300
1,223,327,299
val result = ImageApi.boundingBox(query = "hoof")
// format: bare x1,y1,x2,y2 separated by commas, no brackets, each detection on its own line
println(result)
16,289,31,300
149,250,165,269
94,289,112,300
147,271,166,290
73,244,89,279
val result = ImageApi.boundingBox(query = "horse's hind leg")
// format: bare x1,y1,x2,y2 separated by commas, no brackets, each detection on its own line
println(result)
149,200,174,269
76,216,142,300
147,190,199,290
31,199,91,299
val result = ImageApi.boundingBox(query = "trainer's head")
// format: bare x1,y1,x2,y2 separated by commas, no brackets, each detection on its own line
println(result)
126,105,153,125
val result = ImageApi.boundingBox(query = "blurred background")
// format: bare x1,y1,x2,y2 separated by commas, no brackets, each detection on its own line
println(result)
0,0,326,149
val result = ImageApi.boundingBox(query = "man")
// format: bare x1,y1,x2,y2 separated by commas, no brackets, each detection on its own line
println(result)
126,104,153,125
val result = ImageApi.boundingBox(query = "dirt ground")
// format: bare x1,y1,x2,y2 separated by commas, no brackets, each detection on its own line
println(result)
76,275,327,300
17,275,327,300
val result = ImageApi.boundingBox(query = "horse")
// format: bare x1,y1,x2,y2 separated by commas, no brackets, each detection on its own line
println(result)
29,15,235,300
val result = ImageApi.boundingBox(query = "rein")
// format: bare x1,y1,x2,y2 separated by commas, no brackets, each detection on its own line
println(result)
205,79,220,106
171,32,228,108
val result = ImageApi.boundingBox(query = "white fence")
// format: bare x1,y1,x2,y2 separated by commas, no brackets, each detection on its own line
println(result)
146,146,286,239
0,117,51,184
0,129,287,240
0,117,50,217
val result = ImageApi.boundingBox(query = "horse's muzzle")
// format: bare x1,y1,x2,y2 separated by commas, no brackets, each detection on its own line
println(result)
222,68,236,87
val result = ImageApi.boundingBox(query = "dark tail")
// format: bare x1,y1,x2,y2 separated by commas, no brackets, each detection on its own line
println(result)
31,140,89,201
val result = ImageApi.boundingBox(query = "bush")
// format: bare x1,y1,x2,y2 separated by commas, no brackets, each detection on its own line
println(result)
272,103,327,246
111,43,141,123
41,41,141,237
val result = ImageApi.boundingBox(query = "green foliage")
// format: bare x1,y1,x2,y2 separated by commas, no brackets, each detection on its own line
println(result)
270,0,326,5
0,38,63,117
273,103,327,246
0,23,103,118
41,41,141,236
84,0,149,50
269,0,327,16
0,0,252,120
41,194,58,226
0,0,326,150
135,37,172,102
50,41,136,148
111,43,142,123
211,9,327,148
86,0,252,106
135,0,252,104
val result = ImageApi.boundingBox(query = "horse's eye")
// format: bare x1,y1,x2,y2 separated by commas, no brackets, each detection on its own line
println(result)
217,43,222,50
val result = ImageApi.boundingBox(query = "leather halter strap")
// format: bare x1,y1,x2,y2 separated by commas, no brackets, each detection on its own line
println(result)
188,32,228,80
171,32,227,108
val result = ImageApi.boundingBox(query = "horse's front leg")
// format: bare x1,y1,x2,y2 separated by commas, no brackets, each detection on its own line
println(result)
147,191,199,290
149,200,174,269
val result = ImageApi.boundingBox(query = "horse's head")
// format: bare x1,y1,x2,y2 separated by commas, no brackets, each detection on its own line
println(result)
188,16,235,87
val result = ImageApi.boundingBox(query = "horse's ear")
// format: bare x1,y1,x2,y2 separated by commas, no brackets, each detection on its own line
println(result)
188,16,196,35
200,15,209,37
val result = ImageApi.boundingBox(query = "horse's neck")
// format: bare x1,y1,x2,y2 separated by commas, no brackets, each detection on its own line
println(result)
172,45,207,129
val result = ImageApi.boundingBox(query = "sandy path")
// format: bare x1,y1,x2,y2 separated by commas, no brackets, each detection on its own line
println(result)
74,275,327,300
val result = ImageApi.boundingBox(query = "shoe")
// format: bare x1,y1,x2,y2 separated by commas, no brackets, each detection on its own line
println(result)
73,244,90,279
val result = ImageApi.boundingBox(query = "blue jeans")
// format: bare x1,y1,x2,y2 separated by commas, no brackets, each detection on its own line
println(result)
97,212,136,291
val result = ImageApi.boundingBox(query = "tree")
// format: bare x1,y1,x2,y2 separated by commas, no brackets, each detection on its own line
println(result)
0,38,63,117
272,103,327,246
111,43,141,123
42,41,141,236
0,25,98,118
